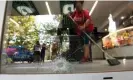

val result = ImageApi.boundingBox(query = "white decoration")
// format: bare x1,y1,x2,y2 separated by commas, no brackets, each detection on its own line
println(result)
17,6,34,15
108,14,116,33
108,14,119,46
63,4,74,14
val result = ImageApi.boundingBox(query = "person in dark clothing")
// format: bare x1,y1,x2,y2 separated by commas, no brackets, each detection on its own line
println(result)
33,41,41,62
40,43,46,62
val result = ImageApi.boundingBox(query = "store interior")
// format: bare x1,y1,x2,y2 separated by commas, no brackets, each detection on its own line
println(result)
1,1,133,74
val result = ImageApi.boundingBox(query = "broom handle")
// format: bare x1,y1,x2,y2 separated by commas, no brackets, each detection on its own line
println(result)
83,31,105,53
68,16,104,51
68,15,113,59
83,31,114,59
68,16,105,52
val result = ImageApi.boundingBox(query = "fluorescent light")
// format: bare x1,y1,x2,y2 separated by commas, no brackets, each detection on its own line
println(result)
105,28,108,31
89,0,98,16
9,18,19,27
130,16,133,18
45,1,52,15
121,16,125,20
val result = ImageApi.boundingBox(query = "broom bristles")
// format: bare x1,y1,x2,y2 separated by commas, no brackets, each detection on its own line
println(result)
107,59,121,66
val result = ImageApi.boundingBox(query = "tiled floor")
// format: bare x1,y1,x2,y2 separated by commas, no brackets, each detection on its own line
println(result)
1,59,133,74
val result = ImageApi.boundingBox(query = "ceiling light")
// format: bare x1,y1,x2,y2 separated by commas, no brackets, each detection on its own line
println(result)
45,1,52,15
105,29,107,31
120,16,125,20
9,18,19,27
89,0,98,16
130,16,133,18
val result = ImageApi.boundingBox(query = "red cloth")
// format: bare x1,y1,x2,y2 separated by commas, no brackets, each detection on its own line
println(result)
71,9,94,35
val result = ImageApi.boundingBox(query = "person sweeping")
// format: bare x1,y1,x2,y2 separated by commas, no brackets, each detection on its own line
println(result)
69,1,94,62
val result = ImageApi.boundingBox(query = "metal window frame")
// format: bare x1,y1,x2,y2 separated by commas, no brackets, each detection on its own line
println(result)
0,1,12,73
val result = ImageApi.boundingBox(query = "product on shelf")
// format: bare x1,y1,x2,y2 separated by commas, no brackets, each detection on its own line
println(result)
102,26,133,49
103,38,113,49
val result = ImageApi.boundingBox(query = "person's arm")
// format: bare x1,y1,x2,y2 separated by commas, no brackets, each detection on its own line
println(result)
68,11,75,18
80,10,92,30
84,10,92,27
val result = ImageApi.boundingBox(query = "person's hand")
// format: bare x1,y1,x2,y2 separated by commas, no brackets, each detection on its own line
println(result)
79,25,85,30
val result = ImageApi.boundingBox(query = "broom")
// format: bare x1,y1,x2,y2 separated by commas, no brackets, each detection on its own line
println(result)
67,15,120,66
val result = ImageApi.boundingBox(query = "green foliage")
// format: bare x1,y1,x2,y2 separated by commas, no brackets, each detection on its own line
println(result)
5,16,39,50
42,23,57,35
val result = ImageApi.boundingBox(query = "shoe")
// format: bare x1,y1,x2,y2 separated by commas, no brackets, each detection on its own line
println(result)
88,58,93,62
79,56,88,63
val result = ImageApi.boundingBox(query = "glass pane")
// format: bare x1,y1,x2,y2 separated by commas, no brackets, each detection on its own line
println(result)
1,1,133,74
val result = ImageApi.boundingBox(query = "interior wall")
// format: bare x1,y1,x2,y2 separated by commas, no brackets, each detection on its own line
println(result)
11,8,20,16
